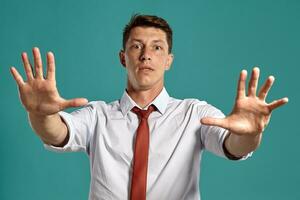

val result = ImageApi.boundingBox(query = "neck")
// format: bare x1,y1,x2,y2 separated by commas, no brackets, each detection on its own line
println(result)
126,84,163,108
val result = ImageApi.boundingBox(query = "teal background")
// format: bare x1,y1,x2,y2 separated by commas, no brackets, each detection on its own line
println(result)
1,0,299,199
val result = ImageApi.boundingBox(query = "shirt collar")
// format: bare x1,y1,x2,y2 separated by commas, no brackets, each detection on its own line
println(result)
120,87,170,116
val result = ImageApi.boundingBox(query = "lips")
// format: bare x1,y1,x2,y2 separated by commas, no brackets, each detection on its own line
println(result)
138,65,154,71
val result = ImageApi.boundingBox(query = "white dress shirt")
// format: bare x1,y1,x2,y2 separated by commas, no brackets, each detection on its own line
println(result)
44,87,250,200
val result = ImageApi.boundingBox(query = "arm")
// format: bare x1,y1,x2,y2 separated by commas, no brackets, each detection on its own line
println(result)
224,132,262,158
201,67,288,158
28,112,69,147
11,47,88,146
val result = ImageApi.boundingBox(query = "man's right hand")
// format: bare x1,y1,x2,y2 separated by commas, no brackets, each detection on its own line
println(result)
11,47,88,116
10,47,88,146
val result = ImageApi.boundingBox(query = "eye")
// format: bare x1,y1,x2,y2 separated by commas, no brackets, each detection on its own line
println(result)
154,45,162,50
132,44,142,49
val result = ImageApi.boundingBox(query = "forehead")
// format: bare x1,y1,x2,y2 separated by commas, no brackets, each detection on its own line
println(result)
128,27,168,43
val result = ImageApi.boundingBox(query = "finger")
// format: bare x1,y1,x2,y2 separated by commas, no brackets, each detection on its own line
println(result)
236,69,247,100
46,51,55,81
247,67,260,97
32,47,44,79
60,98,88,110
10,67,25,86
268,97,289,111
200,117,229,129
258,76,275,100
21,52,34,81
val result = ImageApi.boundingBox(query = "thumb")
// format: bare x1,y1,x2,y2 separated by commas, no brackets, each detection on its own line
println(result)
200,117,228,129
61,98,88,110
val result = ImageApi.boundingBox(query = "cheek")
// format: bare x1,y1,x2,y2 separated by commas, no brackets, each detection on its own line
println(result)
154,56,168,67
124,55,134,67
154,51,168,61
125,53,139,65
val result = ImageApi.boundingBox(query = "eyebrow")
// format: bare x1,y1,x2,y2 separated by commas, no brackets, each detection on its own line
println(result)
152,39,165,43
130,39,166,44
130,39,143,43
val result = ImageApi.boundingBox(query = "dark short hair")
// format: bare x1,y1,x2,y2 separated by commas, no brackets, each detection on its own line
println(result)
122,14,173,53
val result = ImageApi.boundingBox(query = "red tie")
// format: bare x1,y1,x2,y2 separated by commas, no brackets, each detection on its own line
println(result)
130,105,155,200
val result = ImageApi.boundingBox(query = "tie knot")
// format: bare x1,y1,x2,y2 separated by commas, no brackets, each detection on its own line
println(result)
132,105,155,119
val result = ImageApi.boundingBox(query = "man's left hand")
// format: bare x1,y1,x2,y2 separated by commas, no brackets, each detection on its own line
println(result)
201,67,288,136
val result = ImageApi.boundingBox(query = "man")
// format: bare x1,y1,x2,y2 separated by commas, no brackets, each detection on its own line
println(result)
11,14,288,200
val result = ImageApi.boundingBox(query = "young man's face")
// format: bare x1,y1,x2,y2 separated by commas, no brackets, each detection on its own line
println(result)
120,27,173,91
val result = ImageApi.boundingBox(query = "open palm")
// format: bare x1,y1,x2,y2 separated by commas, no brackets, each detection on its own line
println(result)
11,47,87,116
201,67,288,136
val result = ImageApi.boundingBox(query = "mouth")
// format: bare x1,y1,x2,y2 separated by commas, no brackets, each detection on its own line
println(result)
138,65,154,71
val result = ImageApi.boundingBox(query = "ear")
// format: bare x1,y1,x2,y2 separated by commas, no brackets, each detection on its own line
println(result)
119,50,126,68
165,53,174,71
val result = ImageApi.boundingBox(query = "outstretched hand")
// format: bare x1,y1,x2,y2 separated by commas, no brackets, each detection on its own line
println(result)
201,67,288,136
11,47,88,116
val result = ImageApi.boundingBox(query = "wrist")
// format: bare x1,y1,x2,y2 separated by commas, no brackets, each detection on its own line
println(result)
28,112,58,121
225,132,262,157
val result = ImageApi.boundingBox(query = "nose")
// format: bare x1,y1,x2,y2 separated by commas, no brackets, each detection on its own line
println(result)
140,47,151,61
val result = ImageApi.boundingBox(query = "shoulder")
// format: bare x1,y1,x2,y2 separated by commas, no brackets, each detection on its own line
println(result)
66,100,122,122
168,97,224,117
69,100,119,115
168,97,207,109
82,99,120,112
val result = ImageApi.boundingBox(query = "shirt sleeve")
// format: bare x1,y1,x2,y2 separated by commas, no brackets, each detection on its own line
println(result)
198,103,252,160
44,102,97,154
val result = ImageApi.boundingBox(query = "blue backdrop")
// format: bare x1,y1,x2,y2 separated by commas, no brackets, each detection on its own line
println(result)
1,0,299,199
